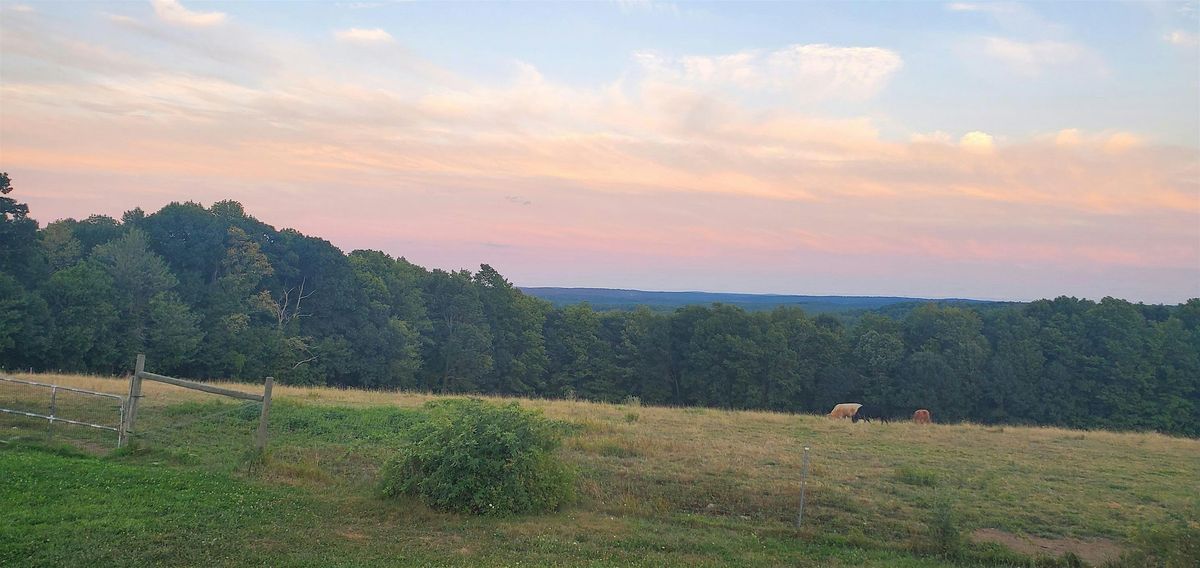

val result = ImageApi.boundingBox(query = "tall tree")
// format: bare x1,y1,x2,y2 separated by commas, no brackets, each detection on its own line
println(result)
897,304,990,420
91,229,203,373
684,304,762,408
44,263,122,372
424,269,493,392
616,306,673,404
346,250,427,388
39,221,84,272
197,226,277,378
0,273,51,370
475,264,550,395
0,173,43,285
545,303,617,400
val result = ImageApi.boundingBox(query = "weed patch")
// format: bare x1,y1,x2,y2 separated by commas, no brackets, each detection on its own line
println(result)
896,466,938,487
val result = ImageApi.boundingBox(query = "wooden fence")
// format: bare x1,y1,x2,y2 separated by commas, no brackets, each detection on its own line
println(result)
123,354,274,451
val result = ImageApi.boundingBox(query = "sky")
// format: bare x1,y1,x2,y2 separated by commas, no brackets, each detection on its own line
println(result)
1,0,1198,303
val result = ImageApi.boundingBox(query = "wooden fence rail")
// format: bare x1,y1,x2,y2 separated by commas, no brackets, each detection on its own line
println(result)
122,354,274,451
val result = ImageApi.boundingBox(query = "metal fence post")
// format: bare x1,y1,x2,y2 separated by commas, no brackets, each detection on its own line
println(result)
0,376,127,447
255,376,273,452
117,396,127,448
47,386,58,440
797,445,810,528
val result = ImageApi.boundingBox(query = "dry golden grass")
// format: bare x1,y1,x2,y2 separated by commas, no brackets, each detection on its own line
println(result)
5,371,1198,561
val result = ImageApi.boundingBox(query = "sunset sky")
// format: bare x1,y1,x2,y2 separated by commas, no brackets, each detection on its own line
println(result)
1,0,1197,303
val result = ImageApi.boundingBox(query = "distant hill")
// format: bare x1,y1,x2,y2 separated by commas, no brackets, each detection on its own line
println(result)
519,287,998,314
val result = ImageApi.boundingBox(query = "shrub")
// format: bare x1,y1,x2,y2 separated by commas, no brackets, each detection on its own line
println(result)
380,398,573,516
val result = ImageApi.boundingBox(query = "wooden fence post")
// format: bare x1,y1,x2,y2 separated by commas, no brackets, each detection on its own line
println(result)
123,354,145,443
255,376,273,452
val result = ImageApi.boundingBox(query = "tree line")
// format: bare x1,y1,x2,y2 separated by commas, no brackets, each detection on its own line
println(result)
1,176,1196,436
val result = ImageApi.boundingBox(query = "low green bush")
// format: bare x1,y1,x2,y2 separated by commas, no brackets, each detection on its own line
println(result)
380,398,573,516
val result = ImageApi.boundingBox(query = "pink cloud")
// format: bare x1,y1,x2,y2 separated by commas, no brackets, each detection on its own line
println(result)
1,11,1196,302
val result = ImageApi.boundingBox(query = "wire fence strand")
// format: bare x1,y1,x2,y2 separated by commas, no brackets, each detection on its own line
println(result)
133,401,261,444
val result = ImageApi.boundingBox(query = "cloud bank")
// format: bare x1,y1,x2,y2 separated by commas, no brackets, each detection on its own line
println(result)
334,27,395,44
0,3,1196,301
150,0,226,27
634,44,903,101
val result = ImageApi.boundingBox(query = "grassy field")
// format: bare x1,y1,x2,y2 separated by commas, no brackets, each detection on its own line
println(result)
1,373,1197,567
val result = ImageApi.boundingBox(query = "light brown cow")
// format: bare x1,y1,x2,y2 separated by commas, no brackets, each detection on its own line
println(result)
913,409,932,424
828,403,862,420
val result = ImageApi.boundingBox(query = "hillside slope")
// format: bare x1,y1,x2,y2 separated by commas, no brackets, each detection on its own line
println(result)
2,373,1196,567
519,286,998,313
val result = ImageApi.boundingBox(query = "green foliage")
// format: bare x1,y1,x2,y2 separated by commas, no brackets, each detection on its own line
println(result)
424,269,494,392
380,399,573,516
546,303,620,401
0,191,1196,436
45,262,121,371
0,172,43,286
0,273,51,368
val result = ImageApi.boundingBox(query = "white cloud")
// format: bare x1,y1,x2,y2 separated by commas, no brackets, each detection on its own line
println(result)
911,131,953,144
151,0,226,27
334,27,395,45
616,0,680,16
106,13,139,25
1041,128,1147,152
945,2,1014,14
1104,132,1142,153
1054,128,1081,147
947,3,1064,37
635,43,902,101
982,37,1087,75
960,131,995,153
3,4,34,13
1164,30,1199,47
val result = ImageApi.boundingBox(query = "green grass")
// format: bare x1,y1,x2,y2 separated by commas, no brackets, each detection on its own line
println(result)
2,373,1198,567
0,443,961,568
0,444,315,567
897,465,939,487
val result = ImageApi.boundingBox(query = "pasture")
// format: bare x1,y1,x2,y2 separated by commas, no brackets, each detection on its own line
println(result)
2,373,1197,567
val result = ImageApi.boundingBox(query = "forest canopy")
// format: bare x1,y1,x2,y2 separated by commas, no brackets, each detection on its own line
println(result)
1,176,1196,436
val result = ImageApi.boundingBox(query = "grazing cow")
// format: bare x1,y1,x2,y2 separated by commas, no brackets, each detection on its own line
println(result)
853,404,889,424
828,403,862,420
913,409,932,424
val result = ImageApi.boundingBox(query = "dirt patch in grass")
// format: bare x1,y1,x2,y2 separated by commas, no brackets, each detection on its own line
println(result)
971,528,1123,566
336,529,369,541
